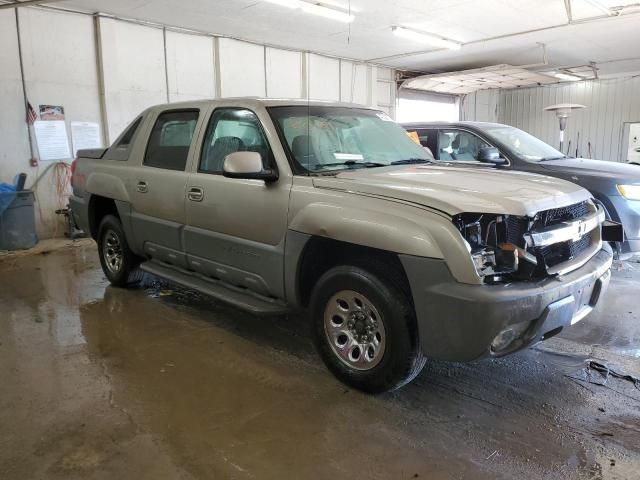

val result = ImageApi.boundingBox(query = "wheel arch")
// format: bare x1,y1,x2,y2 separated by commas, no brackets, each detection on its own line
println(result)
87,195,119,240
87,195,138,253
285,232,413,309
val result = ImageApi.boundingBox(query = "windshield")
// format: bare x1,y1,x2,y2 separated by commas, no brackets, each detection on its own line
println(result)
268,106,433,173
482,125,565,162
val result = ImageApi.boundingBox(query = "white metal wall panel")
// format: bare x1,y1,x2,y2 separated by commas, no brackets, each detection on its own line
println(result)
503,78,640,162
307,54,340,101
166,31,215,102
265,47,302,98
376,81,391,106
20,9,102,147
377,67,395,118
0,10,31,182
0,8,396,238
99,18,167,142
461,90,499,123
218,38,266,98
464,76,640,162
19,9,104,237
340,61,368,105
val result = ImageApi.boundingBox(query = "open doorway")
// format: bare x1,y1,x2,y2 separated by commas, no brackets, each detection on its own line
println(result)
396,89,459,123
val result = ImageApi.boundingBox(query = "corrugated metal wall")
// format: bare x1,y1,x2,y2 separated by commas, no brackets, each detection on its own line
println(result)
462,76,640,163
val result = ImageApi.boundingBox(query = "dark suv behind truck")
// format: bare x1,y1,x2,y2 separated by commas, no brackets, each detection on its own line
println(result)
403,121,640,256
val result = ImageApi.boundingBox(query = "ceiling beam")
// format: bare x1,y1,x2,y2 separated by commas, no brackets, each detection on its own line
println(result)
0,0,66,10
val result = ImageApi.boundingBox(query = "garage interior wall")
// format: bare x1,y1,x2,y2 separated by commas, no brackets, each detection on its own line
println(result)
0,7,396,240
462,76,640,163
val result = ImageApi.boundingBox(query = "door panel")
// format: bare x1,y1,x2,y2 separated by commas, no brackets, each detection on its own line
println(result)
185,177,290,297
128,109,200,267
184,108,291,298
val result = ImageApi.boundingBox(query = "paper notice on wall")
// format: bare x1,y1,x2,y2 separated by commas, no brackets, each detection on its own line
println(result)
34,120,71,161
71,122,102,157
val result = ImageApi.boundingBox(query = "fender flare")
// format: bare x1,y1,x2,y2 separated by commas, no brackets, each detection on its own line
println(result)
86,172,130,203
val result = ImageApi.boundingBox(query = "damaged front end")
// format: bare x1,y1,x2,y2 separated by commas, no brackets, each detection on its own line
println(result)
454,199,610,284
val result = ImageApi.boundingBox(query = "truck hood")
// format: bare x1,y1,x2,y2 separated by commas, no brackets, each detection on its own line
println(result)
539,157,640,182
313,165,591,217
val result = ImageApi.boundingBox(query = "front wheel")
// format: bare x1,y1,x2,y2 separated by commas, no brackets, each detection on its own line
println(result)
310,264,425,393
97,215,143,287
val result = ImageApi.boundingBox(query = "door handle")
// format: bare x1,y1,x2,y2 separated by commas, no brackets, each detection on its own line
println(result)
136,181,148,193
188,187,204,202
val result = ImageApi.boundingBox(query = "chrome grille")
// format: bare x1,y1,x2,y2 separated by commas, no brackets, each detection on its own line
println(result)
539,231,594,268
536,201,590,228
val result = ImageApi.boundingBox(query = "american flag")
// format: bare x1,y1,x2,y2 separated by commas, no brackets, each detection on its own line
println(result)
26,101,37,125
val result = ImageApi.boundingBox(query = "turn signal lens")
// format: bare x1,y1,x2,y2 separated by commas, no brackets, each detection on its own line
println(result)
617,184,640,201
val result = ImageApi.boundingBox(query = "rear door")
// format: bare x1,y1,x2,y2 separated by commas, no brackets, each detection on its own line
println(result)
128,109,201,268
184,106,291,298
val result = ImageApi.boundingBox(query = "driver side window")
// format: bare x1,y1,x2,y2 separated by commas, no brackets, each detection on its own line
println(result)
199,108,272,174
439,129,490,162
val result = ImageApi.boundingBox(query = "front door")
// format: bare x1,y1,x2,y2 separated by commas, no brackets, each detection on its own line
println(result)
184,107,291,298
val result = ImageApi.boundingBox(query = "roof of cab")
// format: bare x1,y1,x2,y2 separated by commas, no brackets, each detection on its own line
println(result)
145,97,380,112
401,121,508,130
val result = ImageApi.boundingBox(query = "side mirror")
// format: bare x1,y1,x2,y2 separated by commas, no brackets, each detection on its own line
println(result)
478,147,507,165
223,151,278,182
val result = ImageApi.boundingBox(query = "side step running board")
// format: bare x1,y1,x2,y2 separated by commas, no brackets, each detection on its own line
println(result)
140,260,289,316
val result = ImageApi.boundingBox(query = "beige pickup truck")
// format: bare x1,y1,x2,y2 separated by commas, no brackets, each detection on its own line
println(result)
70,99,613,392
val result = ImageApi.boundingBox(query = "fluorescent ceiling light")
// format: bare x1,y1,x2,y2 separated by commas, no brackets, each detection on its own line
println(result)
300,2,354,22
582,0,614,16
392,26,462,50
263,0,355,22
552,71,582,81
263,0,300,7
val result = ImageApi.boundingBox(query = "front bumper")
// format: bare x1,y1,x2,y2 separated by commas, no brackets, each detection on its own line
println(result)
400,246,613,362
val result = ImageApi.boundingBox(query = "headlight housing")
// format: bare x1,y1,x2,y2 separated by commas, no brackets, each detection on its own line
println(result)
453,213,538,283
617,184,640,201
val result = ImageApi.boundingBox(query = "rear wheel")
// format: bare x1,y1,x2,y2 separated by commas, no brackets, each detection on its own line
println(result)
97,215,143,287
310,263,425,393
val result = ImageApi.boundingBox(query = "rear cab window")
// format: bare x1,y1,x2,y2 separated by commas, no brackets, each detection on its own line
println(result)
144,110,199,171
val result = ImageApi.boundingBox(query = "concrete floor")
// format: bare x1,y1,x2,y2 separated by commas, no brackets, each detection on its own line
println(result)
1,241,639,480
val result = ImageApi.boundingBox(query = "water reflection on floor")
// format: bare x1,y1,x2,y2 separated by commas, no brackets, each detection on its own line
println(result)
1,244,638,480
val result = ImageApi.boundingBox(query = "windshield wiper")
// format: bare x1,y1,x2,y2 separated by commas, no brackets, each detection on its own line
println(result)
313,160,386,169
390,158,434,165
540,155,568,161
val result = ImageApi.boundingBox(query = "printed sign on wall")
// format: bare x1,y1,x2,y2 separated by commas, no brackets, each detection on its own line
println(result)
71,122,102,157
34,120,71,161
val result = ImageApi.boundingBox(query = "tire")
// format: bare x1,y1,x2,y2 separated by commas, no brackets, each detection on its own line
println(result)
97,215,144,287
310,262,426,393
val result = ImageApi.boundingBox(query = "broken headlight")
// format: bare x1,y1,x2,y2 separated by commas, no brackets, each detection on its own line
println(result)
454,213,538,283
